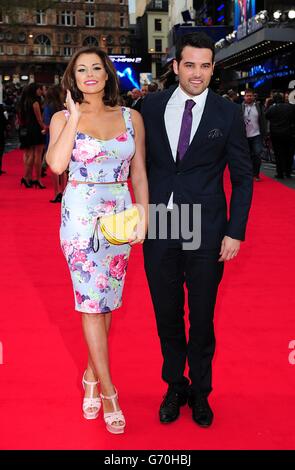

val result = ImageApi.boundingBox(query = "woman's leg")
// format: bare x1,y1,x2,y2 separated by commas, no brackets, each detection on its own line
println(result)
0,153,4,174
51,173,60,199
81,312,123,426
60,171,68,193
86,314,112,380
33,144,44,181
24,148,34,181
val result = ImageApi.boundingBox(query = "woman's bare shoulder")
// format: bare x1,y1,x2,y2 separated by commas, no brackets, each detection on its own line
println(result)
129,108,143,124
51,110,67,123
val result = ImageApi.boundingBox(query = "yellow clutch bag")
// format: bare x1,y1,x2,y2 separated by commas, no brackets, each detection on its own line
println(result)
92,206,140,251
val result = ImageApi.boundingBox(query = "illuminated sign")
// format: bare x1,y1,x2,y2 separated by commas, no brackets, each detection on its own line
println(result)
110,56,142,91
110,56,142,64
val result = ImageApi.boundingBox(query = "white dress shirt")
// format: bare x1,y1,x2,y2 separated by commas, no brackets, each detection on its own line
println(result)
164,85,208,208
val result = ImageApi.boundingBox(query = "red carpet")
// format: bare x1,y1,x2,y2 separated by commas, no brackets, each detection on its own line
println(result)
0,149,295,450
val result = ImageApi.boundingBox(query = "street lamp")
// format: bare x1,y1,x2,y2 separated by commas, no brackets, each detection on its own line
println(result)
273,9,295,22
273,11,281,20
255,10,268,24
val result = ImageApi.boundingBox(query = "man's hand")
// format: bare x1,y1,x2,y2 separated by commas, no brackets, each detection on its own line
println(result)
219,236,241,262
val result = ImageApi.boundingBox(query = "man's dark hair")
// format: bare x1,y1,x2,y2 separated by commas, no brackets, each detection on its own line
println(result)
273,92,284,104
148,82,159,93
245,89,254,95
175,33,215,64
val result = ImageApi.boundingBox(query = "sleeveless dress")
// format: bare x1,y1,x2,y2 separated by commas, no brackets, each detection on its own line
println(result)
60,107,135,314
19,100,45,149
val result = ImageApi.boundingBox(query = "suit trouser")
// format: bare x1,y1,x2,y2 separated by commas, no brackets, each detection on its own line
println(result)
143,237,224,397
247,135,263,177
271,133,293,177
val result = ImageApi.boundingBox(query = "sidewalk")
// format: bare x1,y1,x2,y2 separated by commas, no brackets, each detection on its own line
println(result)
261,161,295,190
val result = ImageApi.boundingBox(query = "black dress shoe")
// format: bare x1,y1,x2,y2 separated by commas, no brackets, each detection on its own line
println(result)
20,177,32,188
49,193,62,203
159,387,187,424
32,180,46,189
188,395,213,428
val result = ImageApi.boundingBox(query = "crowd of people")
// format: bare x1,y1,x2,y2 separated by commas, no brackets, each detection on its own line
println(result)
1,72,294,189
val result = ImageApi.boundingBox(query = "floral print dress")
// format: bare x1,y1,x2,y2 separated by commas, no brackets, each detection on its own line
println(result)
60,107,135,314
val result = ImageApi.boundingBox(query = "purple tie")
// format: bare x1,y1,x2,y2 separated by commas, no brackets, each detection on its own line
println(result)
176,99,196,163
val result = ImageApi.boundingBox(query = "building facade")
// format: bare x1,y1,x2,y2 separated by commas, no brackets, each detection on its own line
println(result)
146,0,169,78
214,1,295,95
0,0,131,85
168,0,195,31
134,0,168,80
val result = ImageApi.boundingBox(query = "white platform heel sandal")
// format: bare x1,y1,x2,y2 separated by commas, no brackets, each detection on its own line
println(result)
100,388,126,434
82,371,101,420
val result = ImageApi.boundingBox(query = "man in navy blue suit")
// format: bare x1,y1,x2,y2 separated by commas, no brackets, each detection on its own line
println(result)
141,33,253,427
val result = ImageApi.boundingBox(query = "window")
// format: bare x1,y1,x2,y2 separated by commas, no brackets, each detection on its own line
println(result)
0,9,8,23
19,46,27,55
61,46,73,56
18,32,26,42
85,0,94,3
6,45,13,55
85,11,95,27
155,38,162,52
34,34,52,55
64,33,71,44
120,13,125,28
36,9,46,25
121,48,125,54
107,48,113,54
156,61,162,78
106,35,113,45
155,19,162,31
120,0,124,4
83,36,98,46
0,45,4,54
155,0,163,8
59,10,76,26
119,35,126,45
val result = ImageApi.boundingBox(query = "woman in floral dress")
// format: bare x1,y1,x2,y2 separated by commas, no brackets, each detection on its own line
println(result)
46,47,148,434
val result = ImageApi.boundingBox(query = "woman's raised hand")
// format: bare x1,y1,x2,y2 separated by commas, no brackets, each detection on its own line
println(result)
65,89,81,121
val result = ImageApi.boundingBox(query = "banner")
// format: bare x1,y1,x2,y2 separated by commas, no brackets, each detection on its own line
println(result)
234,0,256,29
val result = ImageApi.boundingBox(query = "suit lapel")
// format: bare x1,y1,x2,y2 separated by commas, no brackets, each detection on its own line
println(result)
157,85,178,167
180,89,217,167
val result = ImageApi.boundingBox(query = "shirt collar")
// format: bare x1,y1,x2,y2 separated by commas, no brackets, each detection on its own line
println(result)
176,85,208,107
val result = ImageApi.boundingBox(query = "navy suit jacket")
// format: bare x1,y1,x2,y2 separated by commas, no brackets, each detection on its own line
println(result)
141,86,253,249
